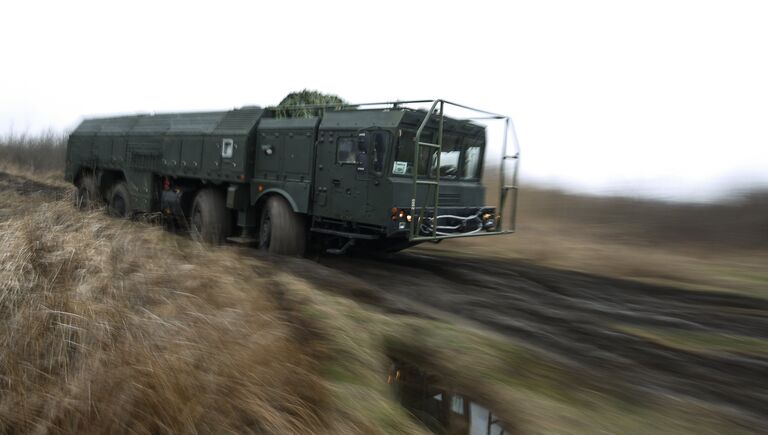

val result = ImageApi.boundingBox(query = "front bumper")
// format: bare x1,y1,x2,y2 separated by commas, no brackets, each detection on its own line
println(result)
388,206,511,240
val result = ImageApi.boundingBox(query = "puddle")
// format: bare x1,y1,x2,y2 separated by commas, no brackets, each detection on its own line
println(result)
387,358,508,435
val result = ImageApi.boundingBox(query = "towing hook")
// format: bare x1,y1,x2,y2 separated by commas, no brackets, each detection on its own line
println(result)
326,238,355,255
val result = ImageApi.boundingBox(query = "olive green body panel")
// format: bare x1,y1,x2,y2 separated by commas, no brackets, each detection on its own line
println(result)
251,117,319,213
312,110,405,225
309,109,487,227
389,177,485,209
65,103,495,241
66,108,264,213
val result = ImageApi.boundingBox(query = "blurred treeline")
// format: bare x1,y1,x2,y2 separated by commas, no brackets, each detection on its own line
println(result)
0,130,67,172
519,186,768,250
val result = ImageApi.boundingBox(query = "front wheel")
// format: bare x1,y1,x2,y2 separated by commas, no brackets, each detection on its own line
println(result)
259,196,306,256
108,182,132,218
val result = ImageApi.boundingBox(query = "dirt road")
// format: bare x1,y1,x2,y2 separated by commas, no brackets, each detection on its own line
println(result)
277,250,768,427
0,170,68,197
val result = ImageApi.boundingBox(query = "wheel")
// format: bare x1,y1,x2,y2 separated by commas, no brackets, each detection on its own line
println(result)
258,196,306,256
108,181,132,218
74,175,99,209
190,188,231,244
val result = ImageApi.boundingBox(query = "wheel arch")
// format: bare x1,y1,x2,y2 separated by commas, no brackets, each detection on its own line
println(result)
97,169,126,201
253,189,300,213
73,166,96,186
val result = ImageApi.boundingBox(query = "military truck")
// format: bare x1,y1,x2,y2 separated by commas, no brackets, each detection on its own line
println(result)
65,99,520,255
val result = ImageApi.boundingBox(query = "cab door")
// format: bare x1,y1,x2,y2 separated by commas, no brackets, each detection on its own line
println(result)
314,130,368,222
365,129,391,219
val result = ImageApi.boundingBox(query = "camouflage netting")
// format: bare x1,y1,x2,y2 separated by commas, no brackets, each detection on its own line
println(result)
275,89,347,118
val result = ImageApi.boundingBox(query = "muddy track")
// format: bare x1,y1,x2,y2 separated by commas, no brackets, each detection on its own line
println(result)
281,251,768,426
0,171,68,198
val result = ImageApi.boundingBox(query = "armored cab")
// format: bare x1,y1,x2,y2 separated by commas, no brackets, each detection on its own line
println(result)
66,99,520,255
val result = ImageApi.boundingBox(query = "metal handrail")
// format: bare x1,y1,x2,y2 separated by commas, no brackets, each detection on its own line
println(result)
267,99,511,121
273,98,521,241
410,100,443,240
267,100,436,113
406,99,521,242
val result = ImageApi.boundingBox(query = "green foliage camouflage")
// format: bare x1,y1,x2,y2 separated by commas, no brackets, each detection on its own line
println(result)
275,89,347,118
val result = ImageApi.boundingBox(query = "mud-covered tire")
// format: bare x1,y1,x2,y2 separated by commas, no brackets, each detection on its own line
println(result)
190,189,231,244
74,175,99,210
259,196,306,256
108,182,132,218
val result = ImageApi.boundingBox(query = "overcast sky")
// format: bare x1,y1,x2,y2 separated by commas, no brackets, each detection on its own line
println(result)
1,0,766,201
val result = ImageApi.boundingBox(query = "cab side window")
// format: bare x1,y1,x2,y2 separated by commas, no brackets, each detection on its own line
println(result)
371,131,391,174
337,137,357,164
338,130,391,172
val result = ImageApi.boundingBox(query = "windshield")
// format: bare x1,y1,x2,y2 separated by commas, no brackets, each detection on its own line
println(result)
462,135,482,179
392,129,483,180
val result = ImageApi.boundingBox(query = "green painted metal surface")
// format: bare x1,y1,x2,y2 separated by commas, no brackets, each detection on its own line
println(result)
65,100,517,244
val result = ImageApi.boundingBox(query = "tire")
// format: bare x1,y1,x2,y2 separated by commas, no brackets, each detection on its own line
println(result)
259,196,306,256
108,181,132,218
190,189,232,244
74,175,99,210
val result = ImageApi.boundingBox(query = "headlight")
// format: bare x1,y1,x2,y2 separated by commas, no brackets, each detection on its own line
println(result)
392,209,412,230
482,212,496,230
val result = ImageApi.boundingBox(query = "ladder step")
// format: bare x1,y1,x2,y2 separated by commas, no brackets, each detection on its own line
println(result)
226,236,258,245
418,142,441,148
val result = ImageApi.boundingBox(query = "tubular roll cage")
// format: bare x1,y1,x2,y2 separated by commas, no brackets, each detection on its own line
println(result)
273,99,521,242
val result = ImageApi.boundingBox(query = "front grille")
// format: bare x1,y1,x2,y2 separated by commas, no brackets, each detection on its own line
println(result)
438,192,461,206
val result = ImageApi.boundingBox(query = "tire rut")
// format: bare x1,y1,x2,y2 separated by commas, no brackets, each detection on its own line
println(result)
297,250,768,425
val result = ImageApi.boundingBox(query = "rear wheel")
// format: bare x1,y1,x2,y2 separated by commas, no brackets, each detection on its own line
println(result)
74,175,99,209
190,188,231,244
108,182,132,218
258,196,306,256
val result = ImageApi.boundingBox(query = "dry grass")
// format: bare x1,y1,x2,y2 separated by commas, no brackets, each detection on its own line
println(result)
0,192,324,433
0,188,430,434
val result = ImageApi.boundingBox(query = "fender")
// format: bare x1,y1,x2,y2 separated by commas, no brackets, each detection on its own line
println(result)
253,187,300,212
69,164,100,184
250,178,311,213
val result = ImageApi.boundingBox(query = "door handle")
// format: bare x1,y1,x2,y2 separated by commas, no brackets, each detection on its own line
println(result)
332,178,341,186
